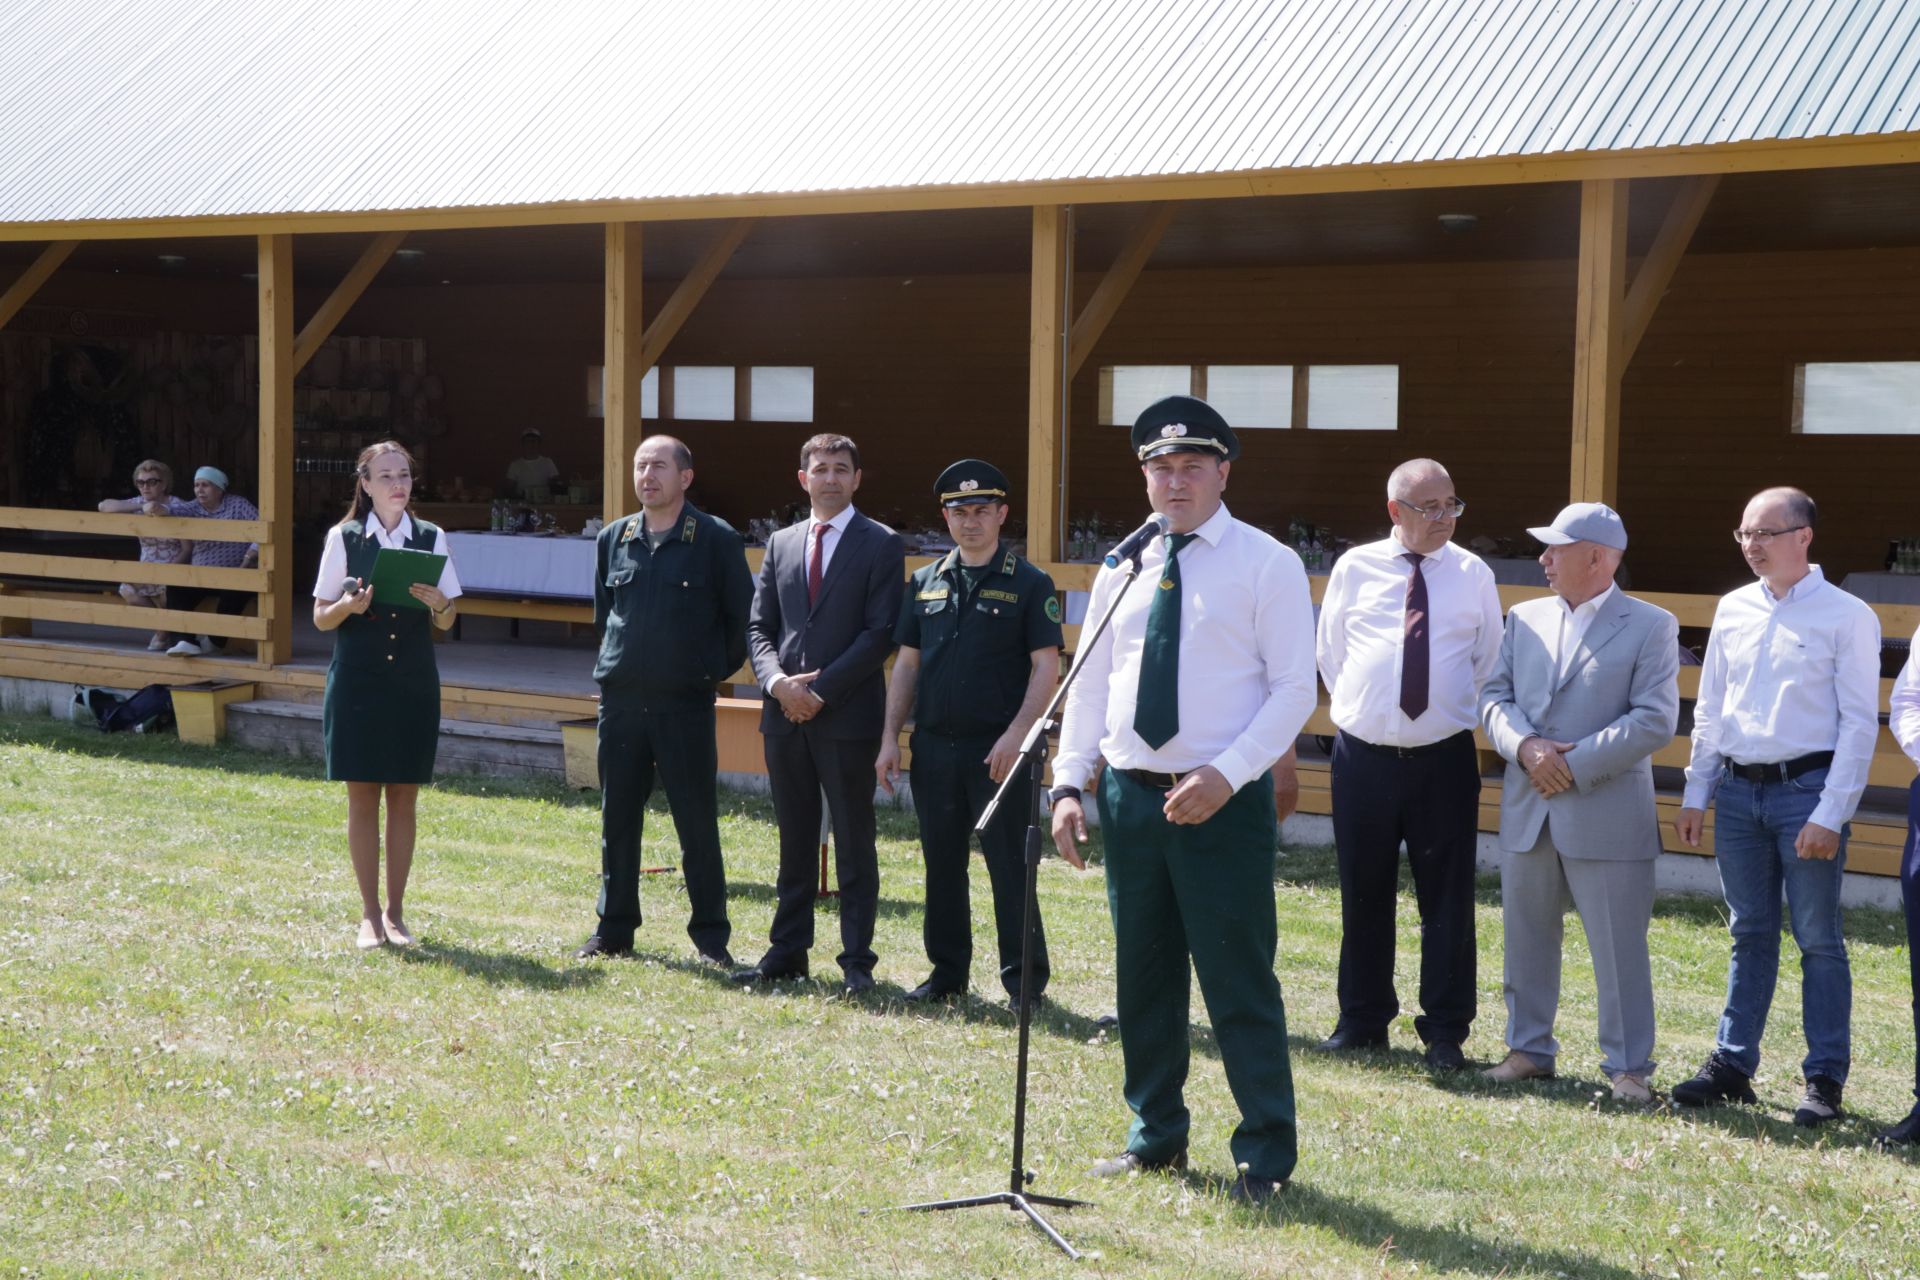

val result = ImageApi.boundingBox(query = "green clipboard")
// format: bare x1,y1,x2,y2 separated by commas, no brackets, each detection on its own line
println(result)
369,546,448,609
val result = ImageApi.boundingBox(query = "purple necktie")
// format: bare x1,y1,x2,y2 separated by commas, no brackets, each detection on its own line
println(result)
1400,552,1429,720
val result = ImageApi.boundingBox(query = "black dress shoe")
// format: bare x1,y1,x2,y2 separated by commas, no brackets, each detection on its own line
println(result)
1007,990,1045,1015
1315,1026,1389,1052
1423,1040,1468,1071
731,959,808,986
903,979,965,1003
1875,1104,1920,1147
1670,1050,1757,1107
1095,1011,1120,1030
1228,1173,1288,1205
841,969,876,995
575,935,632,960
696,947,737,968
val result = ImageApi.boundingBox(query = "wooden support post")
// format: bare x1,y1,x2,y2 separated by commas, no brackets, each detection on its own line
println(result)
1570,180,1626,505
1027,206,1070,562
638,219,751,371
1620,175,1718,367
258,234,294,667
1067,202,1177,376
0,240,78,330
603,222,645,524
291,230,406,374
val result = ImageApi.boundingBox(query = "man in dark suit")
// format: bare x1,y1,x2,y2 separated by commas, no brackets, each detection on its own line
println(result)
735,432,906,993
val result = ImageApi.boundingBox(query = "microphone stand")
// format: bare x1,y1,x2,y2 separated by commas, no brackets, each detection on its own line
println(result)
897,537,1156,1260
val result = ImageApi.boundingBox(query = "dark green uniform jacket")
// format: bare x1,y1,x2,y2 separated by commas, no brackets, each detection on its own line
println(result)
322,516,443,784
594,503,753,707
894,542,1063,736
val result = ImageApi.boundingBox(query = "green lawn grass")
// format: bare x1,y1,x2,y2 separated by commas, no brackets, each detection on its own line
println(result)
2,710,1918,1278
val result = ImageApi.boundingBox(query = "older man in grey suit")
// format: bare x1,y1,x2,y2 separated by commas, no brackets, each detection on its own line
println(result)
1480,503,1679,1102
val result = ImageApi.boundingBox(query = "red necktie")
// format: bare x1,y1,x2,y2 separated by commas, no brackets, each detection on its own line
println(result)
807,522,831,607
1400,551,1429,720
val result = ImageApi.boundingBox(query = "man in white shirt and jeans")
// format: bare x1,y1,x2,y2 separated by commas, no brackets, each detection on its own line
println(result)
1673,487,1879,1125
1051,395,1316,1203
1315,459,1503,1070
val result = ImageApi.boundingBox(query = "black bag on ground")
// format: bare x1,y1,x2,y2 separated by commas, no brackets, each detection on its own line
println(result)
88,683,176,734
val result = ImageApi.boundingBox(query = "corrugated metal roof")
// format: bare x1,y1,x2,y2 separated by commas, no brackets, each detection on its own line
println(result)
0,0,1915,227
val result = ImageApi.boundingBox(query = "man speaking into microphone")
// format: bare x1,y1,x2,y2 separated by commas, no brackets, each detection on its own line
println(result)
1050,395,1317,1203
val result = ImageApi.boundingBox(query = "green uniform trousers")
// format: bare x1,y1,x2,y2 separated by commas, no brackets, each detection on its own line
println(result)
596,699,731,955
909,729,1049,997
1100,766,1297,1181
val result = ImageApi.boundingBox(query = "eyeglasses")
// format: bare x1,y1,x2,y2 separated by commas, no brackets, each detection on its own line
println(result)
1731,526,1806,546
135,476,165,487
1402,497,1466,522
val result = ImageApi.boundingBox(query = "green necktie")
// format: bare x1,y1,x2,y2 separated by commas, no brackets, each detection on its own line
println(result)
1133,532,1197,749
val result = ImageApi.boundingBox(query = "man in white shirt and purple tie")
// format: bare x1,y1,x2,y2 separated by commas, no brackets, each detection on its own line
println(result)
1315,459,1503,1070
1672,487,1879,1126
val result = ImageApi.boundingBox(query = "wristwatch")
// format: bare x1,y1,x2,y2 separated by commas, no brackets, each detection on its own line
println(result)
1047,784,1082,805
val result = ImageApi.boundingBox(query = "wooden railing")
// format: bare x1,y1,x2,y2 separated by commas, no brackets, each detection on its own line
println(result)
0,506,273,647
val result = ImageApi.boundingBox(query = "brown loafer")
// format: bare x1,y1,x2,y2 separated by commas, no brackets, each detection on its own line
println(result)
1481,1050,1554,1083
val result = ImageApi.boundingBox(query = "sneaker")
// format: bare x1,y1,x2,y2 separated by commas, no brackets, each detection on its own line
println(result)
146,634,169,651
1793,1075,1844,1128
165,639,203,657
1670,1051,1757,1108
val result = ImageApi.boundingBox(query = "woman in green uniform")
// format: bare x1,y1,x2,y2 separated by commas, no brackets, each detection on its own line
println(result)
313,441,461,949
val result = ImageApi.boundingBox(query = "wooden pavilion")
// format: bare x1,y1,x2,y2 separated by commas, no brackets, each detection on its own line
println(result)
3,0,1919,871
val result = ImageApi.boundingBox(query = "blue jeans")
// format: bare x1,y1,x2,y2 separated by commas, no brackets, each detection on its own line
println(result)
1711,766,1851,1083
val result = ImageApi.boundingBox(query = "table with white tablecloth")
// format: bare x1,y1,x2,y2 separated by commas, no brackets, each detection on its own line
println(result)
1841,571,1920,608
1061,549,1551,625
446,531,596,599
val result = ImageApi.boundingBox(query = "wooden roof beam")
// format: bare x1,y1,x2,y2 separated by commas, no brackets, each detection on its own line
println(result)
1619,175,1718,370
639,219,752,372
0,240,77,329
1067,202,1178,376
290,230,407,374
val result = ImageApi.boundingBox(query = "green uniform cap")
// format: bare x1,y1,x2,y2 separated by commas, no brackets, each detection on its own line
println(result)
934,458,1010,507
1131,394,1239,462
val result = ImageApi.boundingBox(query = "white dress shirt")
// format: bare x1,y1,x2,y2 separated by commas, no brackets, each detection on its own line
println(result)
1316,531,1504,747
1555,582,1617,681
312,512,463,601
1891,623,1920,763
1055,503,1317,794
809,504,857,580
1681,566,1881,832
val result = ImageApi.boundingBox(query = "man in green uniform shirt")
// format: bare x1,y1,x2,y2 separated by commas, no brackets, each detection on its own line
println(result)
577,436,753,966
877,460,1063,1008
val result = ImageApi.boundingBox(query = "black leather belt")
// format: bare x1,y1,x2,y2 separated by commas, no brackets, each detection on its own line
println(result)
1339,728,1472,759
1118,767,1188,790
1724,751,1834,784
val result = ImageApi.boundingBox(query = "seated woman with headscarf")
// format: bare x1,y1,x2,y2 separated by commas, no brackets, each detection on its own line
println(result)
103,464,260,655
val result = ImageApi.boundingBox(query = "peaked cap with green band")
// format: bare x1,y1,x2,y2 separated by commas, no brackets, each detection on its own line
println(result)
935,458,1010,507
1131,394,1239,462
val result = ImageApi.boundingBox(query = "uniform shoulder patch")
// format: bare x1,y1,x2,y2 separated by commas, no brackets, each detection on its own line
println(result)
1044,595,1063,623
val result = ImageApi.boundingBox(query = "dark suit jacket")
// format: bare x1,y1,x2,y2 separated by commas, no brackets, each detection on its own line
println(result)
748,510,905,739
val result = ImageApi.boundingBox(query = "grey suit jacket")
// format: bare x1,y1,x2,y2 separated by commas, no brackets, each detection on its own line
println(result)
1480,588,1679,859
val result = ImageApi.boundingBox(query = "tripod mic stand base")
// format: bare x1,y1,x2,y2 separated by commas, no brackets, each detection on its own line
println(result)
898,1189,1093,1260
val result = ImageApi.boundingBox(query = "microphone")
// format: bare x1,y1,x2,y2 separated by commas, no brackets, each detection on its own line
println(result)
1102,514,1170,568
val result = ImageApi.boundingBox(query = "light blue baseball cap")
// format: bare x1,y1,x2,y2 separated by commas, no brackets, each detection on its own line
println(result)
1528,501,1627,550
